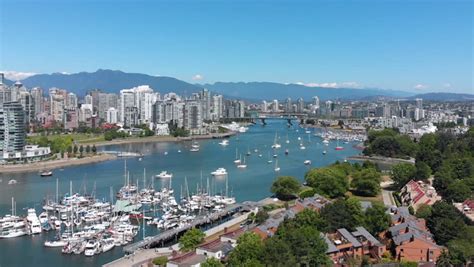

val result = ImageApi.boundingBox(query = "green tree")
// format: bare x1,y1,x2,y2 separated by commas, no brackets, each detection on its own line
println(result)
350,168,382,196
91,145,97,154
415,204,432,219
414,161,432,180
255,210,269,224
179,228,205,252
79,145,84,156
152,256,168,266
391,163,416,188
364,202,391,235
427,201,467,245
274,224,330,266
201,257,224,267
261,237,296,266
86,145,91,154
73,145,78,154
320,198,363,232
305,167,349,198
67,146,73,155
228,232,264,266
447,226,474,265
270,176,301,200
445,180,471,202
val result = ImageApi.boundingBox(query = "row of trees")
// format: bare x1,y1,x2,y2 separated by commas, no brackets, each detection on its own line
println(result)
304,161,382,198
389,128,474,202
363,128,418,159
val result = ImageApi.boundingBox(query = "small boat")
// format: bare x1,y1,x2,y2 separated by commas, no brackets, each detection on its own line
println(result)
84,240,101,256
285,149,289,155
322,150,327,155
8,179,17,185
156,171,173,179
234,149,241,164
40,171,53,177
335,140,344,150
237,157,247,168
304,160,311,165
101,238,115,253
164,151,168,155
274,159,280,172
211,168,227,176
190,148,200,152
177,150,182,153
44,239,67,247
322,139,329,145
218,140,229,146
271,133,281,149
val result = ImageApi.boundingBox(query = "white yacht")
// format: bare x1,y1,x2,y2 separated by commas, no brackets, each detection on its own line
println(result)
156,171,173,179
304,160,311,165
26,208,42,234
218,140,229,146
84,240,101,256
211,168,228,176
101,238,115,253
237,157,247,168
271,133,281,149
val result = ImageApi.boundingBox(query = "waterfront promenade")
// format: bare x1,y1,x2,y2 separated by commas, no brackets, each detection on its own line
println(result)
0,153,117,174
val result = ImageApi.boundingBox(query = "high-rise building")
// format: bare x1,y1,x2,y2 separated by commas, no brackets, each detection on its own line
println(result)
120,89,135,124
98,93,118,121
106,107,118,124
85,94,93,105
30,87,44,116
0,101,26,153
297,98,305,113
50,92,65,122
262,101,268,112
272,100,279,112
285,98,292,112
211,94,223,121
183,100,202,131
18,91,34,126
199,89,211,121
312,96,320,109
66,92,78,110
0,73,11,104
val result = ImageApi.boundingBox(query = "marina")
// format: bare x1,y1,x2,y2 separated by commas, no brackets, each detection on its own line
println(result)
0,120,362,267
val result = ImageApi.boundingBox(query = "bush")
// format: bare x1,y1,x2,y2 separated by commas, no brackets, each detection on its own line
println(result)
152,256,168,266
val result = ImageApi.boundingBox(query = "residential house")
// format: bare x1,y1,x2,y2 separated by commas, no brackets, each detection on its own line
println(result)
387,207,443,263
400,180,441,211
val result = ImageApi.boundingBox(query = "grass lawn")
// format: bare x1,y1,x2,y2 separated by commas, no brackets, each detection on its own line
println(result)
28,133,105,144
346,190,384,204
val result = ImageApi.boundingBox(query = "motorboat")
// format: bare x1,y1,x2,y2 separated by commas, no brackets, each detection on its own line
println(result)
40,170,53,177
335,146,344,151
304,160,311,165
274,159,280,172
156,171,173,179
84,239,101,256
190,147,200,152
322,150,327,155
44,239,67,247
218,140,229,146
211,168,227,176
8,179,17,185
26,208,42,234
101,238,115,253
285,149,289,155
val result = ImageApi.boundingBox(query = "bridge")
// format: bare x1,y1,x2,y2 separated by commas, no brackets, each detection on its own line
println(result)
123,203,244,254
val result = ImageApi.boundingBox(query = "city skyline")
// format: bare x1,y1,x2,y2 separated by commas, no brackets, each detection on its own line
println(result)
1,0,472,93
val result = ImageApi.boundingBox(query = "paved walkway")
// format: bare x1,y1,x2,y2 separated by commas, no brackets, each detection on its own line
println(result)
380,181,396,206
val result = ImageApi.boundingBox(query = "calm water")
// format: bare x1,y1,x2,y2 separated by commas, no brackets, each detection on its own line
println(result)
0,120,361,267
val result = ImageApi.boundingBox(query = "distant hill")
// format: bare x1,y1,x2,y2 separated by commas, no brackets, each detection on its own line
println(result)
17,69,203,96
409,92,474,101
205,82,413,101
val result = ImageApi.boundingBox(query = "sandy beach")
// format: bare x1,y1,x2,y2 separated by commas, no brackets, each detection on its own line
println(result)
0,153,117,174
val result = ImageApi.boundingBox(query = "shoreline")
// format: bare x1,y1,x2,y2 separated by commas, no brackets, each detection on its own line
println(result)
90,132,237,147
1,132,238,174
0,153,117,174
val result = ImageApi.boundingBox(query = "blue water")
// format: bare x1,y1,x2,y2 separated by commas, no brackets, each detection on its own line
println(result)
0,120,361,267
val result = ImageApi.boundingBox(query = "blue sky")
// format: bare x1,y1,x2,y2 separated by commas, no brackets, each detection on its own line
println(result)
0,0,472,93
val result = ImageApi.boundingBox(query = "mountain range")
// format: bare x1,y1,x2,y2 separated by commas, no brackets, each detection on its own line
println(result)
2,69,472,101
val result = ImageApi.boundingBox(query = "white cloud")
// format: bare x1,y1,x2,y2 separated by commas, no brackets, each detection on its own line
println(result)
413,84,428,90
294,81,361,89
192,74,204,81
1,70,37,81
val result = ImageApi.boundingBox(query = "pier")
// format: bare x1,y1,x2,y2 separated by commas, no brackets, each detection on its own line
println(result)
123,203,244,254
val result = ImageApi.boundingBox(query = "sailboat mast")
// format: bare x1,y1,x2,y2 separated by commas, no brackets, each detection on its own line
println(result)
55,178,59,204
